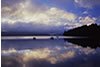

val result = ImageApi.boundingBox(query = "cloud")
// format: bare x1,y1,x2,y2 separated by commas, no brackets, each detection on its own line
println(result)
1,0,47,17
2,6,77,25
79,47,96,55
64,16,97,29
46,0,74,8
78,16,97,26
2,0,98,33
97,17,100,25
74,0,100,8
2,40,99,67
2,44,97,66
1,7,77,33
1,0,78,32
2,48,75,64
82,11,88,15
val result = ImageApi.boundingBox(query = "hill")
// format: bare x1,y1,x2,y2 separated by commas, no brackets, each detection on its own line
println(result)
64,24,100,38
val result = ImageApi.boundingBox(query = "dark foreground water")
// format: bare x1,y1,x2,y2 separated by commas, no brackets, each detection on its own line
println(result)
1,36,100,67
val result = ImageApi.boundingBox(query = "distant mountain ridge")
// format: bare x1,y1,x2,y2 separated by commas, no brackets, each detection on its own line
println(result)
64,24,100,38
1,32,51,36
1,32,62,36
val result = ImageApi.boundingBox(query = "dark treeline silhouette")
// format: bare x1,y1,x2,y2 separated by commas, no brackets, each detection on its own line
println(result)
64,24,100,38
64,38,100,48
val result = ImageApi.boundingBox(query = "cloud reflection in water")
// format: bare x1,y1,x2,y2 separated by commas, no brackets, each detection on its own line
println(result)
2,39,100,67
2,44,100,67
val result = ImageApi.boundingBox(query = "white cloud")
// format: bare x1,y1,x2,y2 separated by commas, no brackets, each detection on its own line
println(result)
1,6,77,32
2,0,98,32
1,0,78,32
78,16,97,26
80,47,96,55
2,7,77,25
2,47,75,64
82,11,88,14
74,0,100,8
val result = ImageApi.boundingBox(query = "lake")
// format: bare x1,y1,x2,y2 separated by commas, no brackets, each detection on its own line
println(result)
1,36,100,67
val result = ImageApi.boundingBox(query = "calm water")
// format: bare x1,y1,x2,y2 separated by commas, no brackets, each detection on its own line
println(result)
1,36,100,67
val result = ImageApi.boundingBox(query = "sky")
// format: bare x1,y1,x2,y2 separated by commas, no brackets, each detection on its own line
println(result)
1,0,100,34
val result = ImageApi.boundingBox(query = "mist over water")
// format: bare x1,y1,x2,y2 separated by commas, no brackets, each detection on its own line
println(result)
1,36,100,67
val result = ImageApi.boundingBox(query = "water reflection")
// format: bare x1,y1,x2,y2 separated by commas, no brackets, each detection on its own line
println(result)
1,38,100,67
65,38,100,48
2,39,65,50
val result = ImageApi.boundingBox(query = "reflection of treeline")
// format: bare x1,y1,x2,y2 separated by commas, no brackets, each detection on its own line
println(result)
64,24,100,38
64,38,100,48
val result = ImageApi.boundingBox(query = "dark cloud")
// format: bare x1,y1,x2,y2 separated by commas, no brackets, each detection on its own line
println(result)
1,0,24,7
1,22,64,34
2,56,23,67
